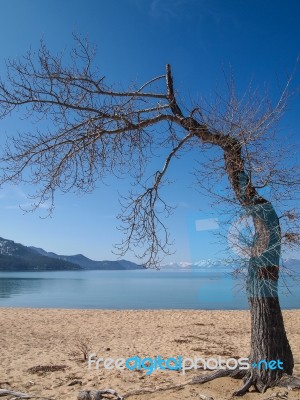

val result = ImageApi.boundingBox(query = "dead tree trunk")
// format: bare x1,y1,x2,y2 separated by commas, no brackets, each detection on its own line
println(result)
245,198,294,392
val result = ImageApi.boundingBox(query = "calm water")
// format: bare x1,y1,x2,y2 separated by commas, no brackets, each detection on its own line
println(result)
0,269,299,309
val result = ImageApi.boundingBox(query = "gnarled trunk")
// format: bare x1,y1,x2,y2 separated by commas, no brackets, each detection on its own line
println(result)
246,200,293,392
248,295,294,392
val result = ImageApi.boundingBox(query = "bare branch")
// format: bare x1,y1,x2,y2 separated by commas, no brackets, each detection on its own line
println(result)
0,37,299,274
115,132,193,267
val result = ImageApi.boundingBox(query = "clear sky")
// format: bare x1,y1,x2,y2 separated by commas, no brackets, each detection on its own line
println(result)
0,0,299,263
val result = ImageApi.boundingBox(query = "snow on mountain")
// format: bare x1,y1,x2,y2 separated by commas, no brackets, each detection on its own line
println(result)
159,258,300,270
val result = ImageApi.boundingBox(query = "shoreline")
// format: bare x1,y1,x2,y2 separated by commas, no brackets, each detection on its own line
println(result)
2,307,253,310
1,308,299,400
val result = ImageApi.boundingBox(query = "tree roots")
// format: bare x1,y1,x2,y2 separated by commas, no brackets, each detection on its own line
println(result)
232,372,253,396
193,370,300,396
277,375,300,390
1,371,299,399
75,370,300,399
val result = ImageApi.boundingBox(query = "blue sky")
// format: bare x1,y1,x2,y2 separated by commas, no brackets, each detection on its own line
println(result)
0,0,299,263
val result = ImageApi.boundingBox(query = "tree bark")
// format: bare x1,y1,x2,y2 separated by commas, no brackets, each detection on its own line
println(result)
248,295,294,392
245,199,294,392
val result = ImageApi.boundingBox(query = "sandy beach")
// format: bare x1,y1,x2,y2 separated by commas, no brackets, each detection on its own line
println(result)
0,308,299,400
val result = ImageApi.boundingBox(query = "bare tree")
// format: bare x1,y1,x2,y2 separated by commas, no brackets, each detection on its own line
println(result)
0,36,299,394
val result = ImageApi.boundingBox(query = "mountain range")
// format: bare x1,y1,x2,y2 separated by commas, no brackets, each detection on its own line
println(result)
0,237,143,271
0,236,299,272
160,258,300,270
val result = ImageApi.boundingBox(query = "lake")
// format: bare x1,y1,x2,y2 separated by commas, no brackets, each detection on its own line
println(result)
0,269,299,309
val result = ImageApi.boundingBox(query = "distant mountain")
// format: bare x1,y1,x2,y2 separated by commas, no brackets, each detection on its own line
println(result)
29,248,144,270
1,236,298,272
160,258,300,270
0,237,143,271
0,237,82,271
159,260,230,270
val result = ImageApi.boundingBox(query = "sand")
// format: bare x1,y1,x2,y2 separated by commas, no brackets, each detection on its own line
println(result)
0,308,299,400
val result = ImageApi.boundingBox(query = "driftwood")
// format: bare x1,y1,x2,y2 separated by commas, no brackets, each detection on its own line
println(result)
0,389,32,398
122,382,190,398
198,395,215,400
263,392,288,400
68,380,82,386
0,389,53,400
77,384,216,400
78,389,124,400
27,365,67,374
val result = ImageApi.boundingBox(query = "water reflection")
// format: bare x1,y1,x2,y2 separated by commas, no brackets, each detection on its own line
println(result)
0,270,298,309
0,278,42,298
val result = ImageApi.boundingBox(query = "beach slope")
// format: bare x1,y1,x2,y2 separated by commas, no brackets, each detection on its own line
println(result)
0,309,299,400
